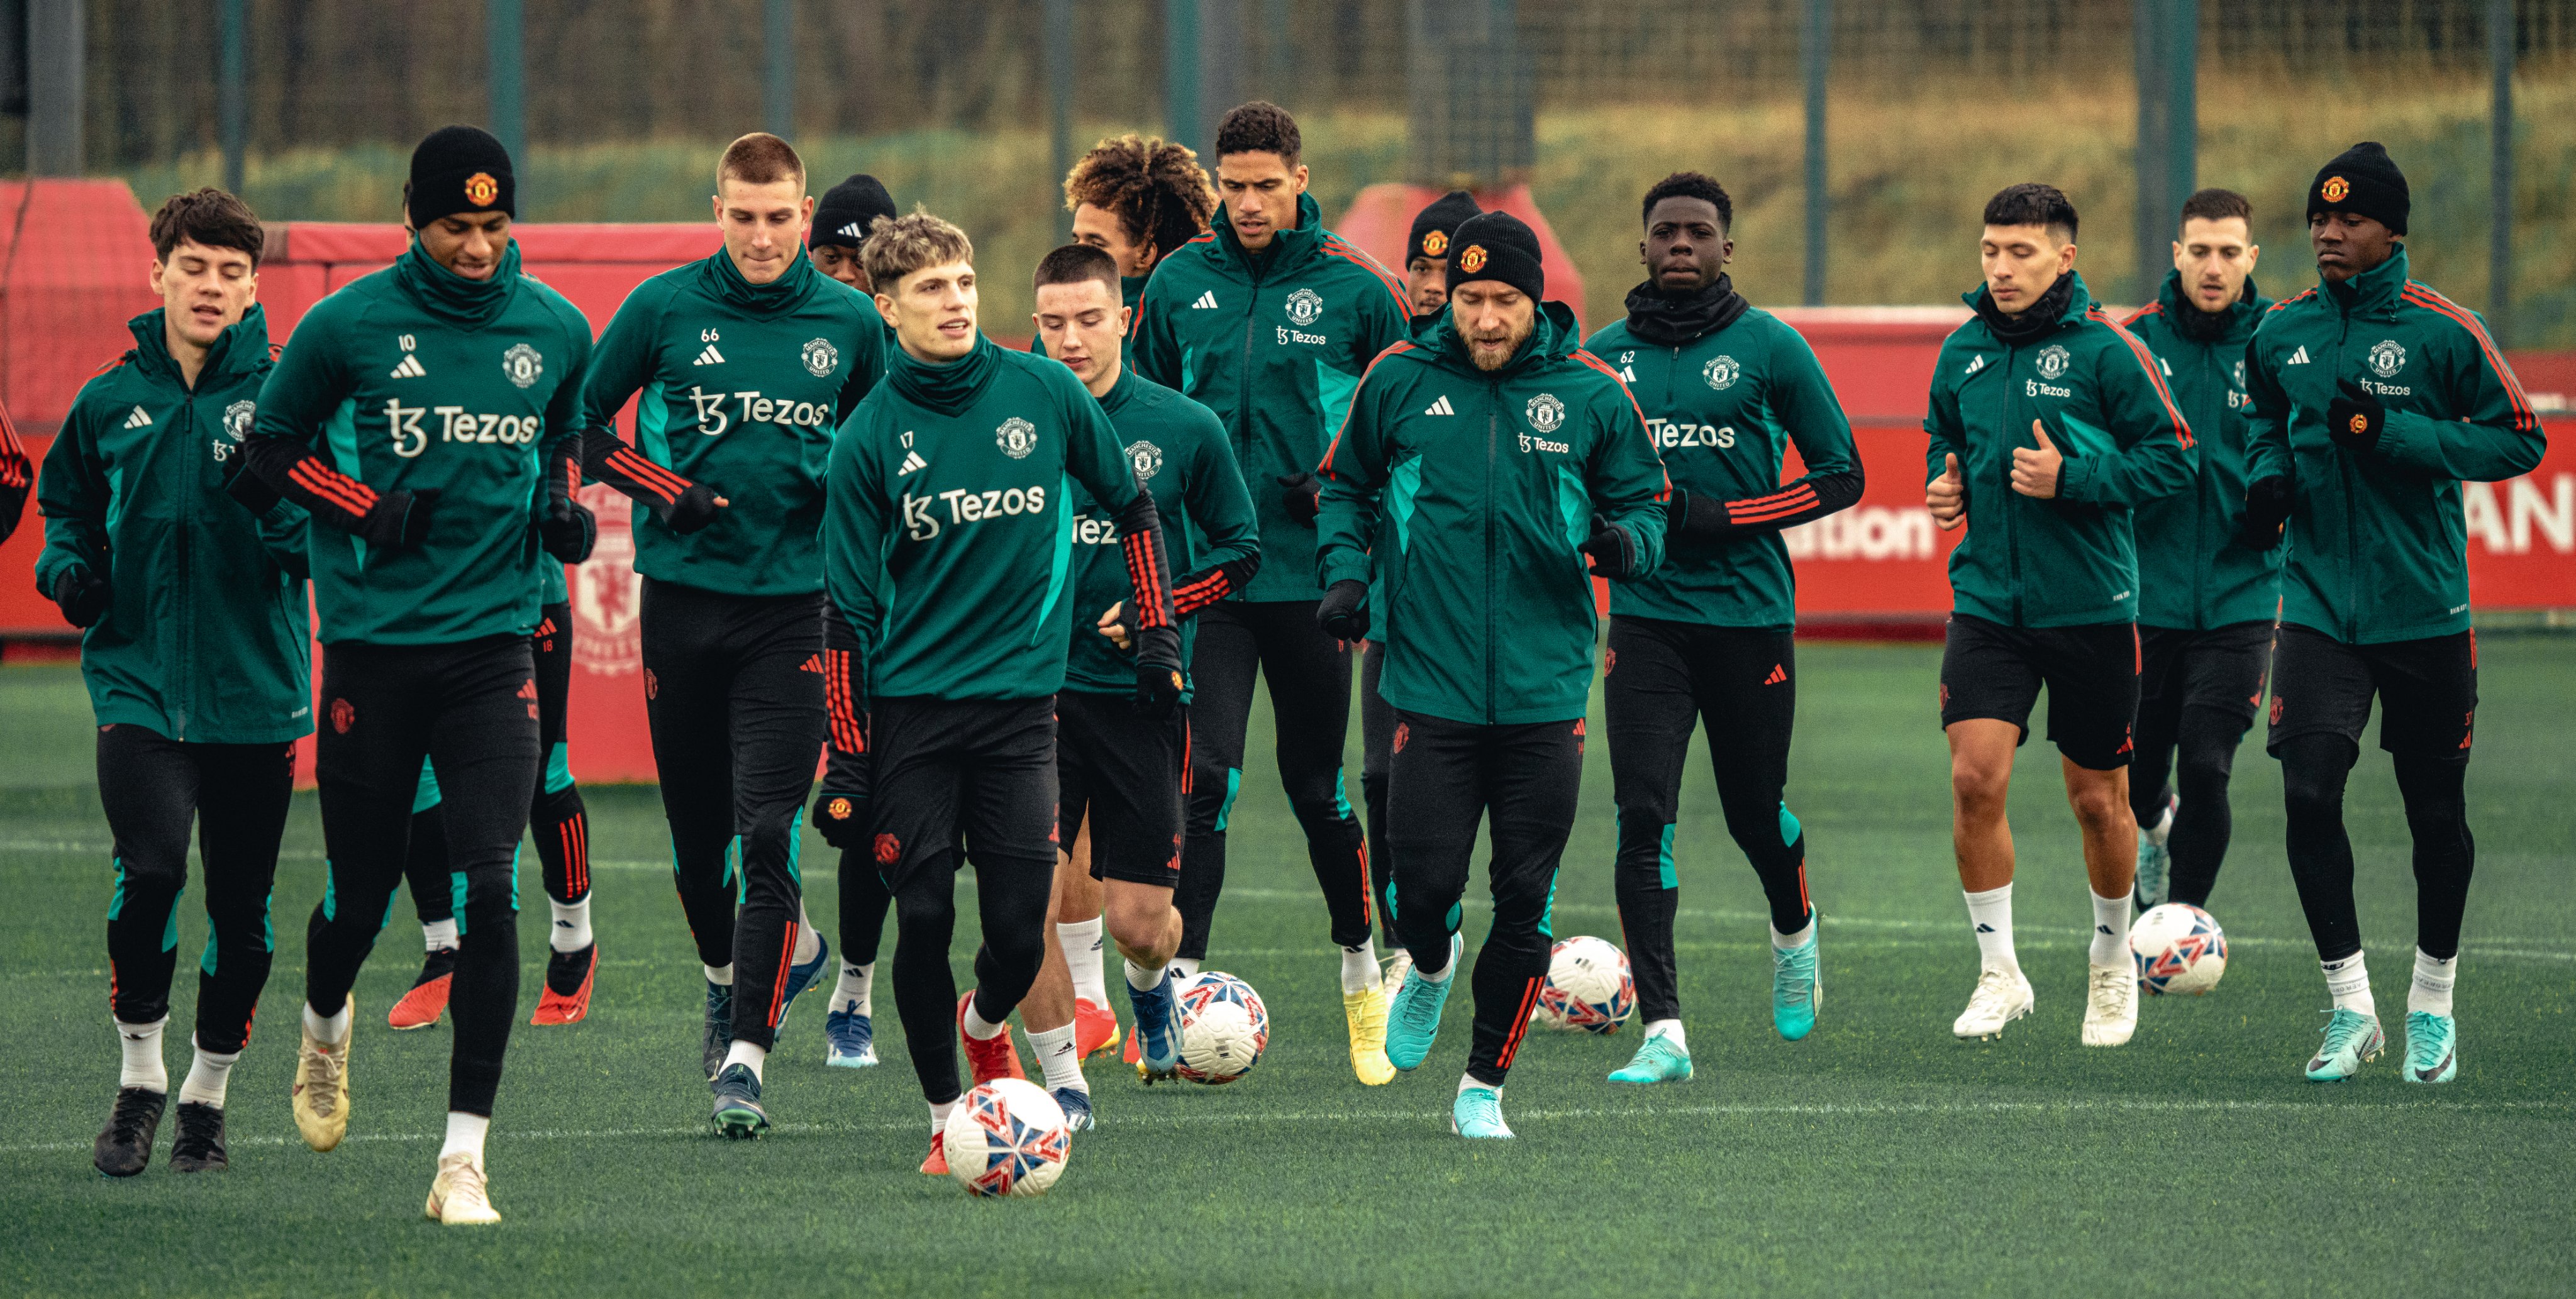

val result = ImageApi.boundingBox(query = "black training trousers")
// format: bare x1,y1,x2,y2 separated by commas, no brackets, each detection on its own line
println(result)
2128,621,2272,907
97,725,295,1055
1358,639,1401,949
870,695,1060,1105
305,636,538,1116
1603,617,1811,1025
404,599,592,930
1388,709,1585,1087
1179,600,1371,961
640,578,824,1051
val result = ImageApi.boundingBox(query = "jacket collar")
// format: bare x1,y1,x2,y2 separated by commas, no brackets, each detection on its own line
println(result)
2155,268,2264,343
695,244,817,318
1962,270,2091,345
392,237,523,330
123,304,272,389
2320,245,2407,320
1211,192,1325,278
884,329,999,416
1416,299,1579,379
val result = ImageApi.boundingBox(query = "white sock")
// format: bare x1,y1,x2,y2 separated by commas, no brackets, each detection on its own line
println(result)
177,1036,240,1108
423,918,459,952
704,963,735,987
1340,937,1379,993
721,1039,767,1083
116,1017,168,1092
962,998,1008,1041
930,1098,957,1134
1169,956,1201,981
1643,1018,1686,1049
2088,889,2131,966
2409,948,2457,1017
303,1000,352,1046
1457,1073,1496,1096
792,907,821,965
2145,797,2176,847
833,961,874,1016
2321,951,2375,1017
547,897,592,953
1772,915,1816,951
1058,917,1109,1007
1124,957,1164,993
1029,1023,1086,1092
440,1111,489,1162
1963,884,2019,973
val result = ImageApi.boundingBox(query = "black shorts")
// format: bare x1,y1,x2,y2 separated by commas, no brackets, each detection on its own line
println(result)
2139,621,2274,726
1940,612,2140,770
2267,623,2477,761
869,695,1060,894
1057,690,1187,887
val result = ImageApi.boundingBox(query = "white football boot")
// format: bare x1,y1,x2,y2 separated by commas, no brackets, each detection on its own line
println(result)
1951,966,2035,1040
2080,961,2139,1046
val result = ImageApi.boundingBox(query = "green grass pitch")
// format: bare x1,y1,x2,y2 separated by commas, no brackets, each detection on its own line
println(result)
2,640,2570,1296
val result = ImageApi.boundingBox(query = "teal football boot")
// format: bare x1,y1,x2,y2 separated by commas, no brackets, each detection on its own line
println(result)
1452,1085,1513,1139
1607,1032,1692,1084
1385,935,1462,1071
2304,1007,2385,1082
1772,923,1822,1041
2402,1010,2457,1084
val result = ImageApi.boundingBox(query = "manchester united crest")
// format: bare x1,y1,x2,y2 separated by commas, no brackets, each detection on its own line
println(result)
1284,287,1324,327
1525,392,1565,433
1126,439,1164,482
223,399,256,441
502,343,543,389
1702,355,1740,390
802,338,839,377
2035,345,2070,380
2368,339,2406,378
997,416,1038,460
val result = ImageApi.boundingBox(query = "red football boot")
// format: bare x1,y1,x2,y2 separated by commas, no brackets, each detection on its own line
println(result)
529,943,597,1025
957,992,1026,1083
1073,997,1122,1060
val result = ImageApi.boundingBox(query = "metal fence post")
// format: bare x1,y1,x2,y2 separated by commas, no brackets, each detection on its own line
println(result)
219,0,247,196
1802,0,1828,306
1165,0,1201,160
2489,0,2514,348
488,0,525,165
25,0,80,175
1047,0,1074,228
765,0,793,140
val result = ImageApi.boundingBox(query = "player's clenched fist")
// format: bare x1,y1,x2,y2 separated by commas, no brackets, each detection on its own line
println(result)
1926,452,1965,530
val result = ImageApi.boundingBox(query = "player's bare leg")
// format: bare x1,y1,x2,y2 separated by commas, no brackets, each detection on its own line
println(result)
1947,720,2033,1039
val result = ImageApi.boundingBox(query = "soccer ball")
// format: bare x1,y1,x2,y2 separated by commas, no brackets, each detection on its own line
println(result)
942,1078,1071,1198
1175,971,1269,1085
1533,936,1635,1034
2130,903,2229,996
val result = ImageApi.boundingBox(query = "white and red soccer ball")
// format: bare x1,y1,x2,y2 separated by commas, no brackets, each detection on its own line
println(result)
943,1078,1071,1198
1533,936,1635,1034
1175,971,1269,1085
2130,903,2229,996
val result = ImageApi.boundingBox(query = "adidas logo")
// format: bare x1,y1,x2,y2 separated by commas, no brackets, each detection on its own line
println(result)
389,353,427,379
2158,357,2174,377
693,344,726,366
1424,395,1455,416
1618,365,1636,382
122,405,153,429
1762,664,1787,685
1190,291,1219,309
799,653,824,673
2285,346,2311,365
1965,355,1985,377
895,450,928,477
1975,923,1996,933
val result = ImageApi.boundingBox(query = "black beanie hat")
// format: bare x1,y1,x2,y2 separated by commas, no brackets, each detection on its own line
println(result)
1407,189,1481,267
407,125,515,228
1445,210,1544,302
2308,141,2408,236
812,174,898,250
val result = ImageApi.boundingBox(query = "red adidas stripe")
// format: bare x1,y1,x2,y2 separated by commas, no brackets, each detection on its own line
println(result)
288,459,377,516
2401,284,2538,430
2091,309,2194,448
1493,976,1544,1071
608,447,686,502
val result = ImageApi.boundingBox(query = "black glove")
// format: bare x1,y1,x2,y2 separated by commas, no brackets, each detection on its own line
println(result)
541,499,597,563
2234,475,2294,551
52,565,109,629
356,487,440,550
1579,517,1638,580
1131,625,1185,721
1277,472,1322,526
1669,486,1741,543
809,778,870,851
1315,578,1370,642
2328,379,2385,455
655,482,725,535
221,447,282,513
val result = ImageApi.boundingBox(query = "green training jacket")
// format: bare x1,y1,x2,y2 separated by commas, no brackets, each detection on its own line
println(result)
35,306,312,743
1923,272,2194,629
1585,304,1860,629
580,250,886,595
2243,248,2546,644
250,240,591,644
825,333,1173,701
1131,192,1411,602
1317,302,1670,726
1062,365,1260,698
2120,270,2282,631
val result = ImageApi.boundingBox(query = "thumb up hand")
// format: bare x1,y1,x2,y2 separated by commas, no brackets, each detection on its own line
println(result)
1926,451,1966,529
2010,421,2063,499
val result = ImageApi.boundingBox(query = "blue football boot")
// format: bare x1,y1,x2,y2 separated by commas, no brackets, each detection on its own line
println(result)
1129,969,1182,1083
824,1007,877,1068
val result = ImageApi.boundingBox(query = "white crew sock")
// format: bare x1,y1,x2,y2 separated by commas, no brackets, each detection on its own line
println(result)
303,1000,352,1046
116,1017,168,1092
1340,937,1379,994
1457,1073,1496,1097
423,917,459,953
2409,948,2457,1017
721,1039,767,1083
832,961,874,1016
1028,1024,1086,1093
1169,955,1201,981
1124,957,1165,992
930,1098,957,1134
1772,915,1816,951
1058,918,1109,1007
962,998,1008,1041
1643,1018,1686,1049
2144,796,2175,847
548,897,592,954
704,963,735,987
2321,951,2375,1017
2088,890,2131,966
440,1111,489,1162
791,906,821,965
177,1036,240,1108
1963,885,2019,973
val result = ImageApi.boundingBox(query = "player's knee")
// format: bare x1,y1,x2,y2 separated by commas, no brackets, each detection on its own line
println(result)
2064,778,2126,829
1950,761,2010,819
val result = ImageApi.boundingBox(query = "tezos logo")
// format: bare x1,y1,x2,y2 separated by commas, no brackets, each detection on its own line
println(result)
1284,287,1324,327
1702,355,1741,390
802,337,840,377
502,343,543,389
2321,175,2350,204
2035,345,2070,380
1127,439,1164,482
2368,339,2407,378
996,416,1038,460
1524,392,1565,433
223,400,255,441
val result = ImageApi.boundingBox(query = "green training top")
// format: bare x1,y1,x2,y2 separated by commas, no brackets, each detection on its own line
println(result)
2119,270,2282,631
